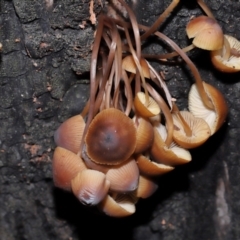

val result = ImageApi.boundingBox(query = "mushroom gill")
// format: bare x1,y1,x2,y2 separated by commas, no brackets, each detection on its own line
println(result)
172,110,211,148
188,82,228,135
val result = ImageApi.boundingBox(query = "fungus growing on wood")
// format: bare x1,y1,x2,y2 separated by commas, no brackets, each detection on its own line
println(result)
51,0,229,217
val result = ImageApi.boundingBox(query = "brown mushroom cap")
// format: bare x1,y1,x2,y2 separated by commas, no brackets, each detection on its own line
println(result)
150,123,192,166
106,158,139,193
133,117,154,154
52,147,87,191
98,193,137,217
172,111,211,149
54,114,85,154
84,108,137,165
211,35,240,72
136,154,174,176
122,55,150,79
135,175,158,199
188,82,228,135
71,169,110,206
186,15,224,50
134,92,160,118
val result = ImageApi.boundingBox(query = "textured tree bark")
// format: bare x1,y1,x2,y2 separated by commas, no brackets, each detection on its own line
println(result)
0,0,240,240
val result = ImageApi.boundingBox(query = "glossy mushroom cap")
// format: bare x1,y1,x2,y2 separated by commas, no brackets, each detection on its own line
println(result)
84,108,137,165
211,35,240,72
122,55,150,79
52,147,87,191
98,193,137,217
150,123,192,166
105,158,139,193
54,114,85,154
136,154,174,176
186,15,224,50
135,175,158,199
134,117,154,154
188,82,228,135
71,169,110,206
134,92,160,118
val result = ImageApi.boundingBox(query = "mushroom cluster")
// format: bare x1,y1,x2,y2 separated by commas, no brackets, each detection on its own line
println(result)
52,0,229,217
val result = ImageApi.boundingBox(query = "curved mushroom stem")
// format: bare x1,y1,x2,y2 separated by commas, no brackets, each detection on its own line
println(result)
147,61,173,110
140,0,180,41
121,68,133,116
93,18,119,116
122,25,149,101
138,24,214,110
118,0,141,58
117,1,149,102
197,0,215,19
172,103,192,137
111,17,214,110
142,44,195,60
146,84,173,148
78,15,104,157
80,99,90,119
104,59,116,109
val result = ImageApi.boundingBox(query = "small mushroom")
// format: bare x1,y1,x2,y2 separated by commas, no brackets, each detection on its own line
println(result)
135,175,158,199
98,192,137,217
186,15,224,50
136,154,174,177
84,108,136,165
134,92,161,118
133,116,154,154
172,110,211,149
188,82,228,135
150,123,192,166
122,55,150,79
71,169,110,206
54,115,85,154
52,147,87,191
211,35,240,72
105,157,139,193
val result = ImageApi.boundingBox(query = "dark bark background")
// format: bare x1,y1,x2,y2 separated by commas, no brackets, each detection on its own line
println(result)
1,0,240,239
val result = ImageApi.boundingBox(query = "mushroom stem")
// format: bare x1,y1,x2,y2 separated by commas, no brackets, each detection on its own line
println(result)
172,103,192,137
114,1,149,102
146,84,173,148
118,0,141,94
140,0,180,41
147,61,173,110
104,59,116,109
197,0,215,19
121,68,133,116
79,14,104,156
112,18,214,110
139,24,214,110
142,44,195,60
93,18,119,116
112,24,124,112
120,22,148,100
80,99,90,119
